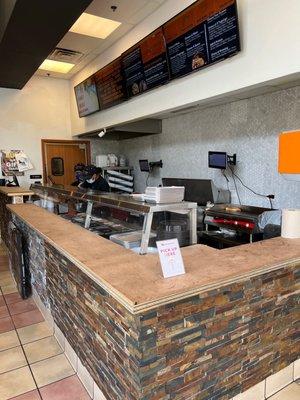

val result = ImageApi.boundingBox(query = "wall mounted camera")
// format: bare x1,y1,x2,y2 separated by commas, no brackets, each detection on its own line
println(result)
98,128,106,138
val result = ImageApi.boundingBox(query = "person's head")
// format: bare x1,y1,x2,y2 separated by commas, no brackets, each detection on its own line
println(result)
92,167,102,180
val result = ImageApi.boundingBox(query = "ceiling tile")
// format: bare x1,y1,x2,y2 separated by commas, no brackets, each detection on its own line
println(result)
85,0,150,24
58,31,102,54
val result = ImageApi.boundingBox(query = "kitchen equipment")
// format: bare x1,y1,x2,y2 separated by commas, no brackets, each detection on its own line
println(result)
110,230,156,249
145,186,185,203
107,154,118,167
157,220,189,247
96,155,108,168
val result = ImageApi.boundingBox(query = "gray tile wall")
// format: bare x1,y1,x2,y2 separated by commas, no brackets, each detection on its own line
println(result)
120,86,300,209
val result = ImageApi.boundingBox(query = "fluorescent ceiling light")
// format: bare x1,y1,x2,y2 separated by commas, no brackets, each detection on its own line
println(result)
70,13,121,39
38,59,75,74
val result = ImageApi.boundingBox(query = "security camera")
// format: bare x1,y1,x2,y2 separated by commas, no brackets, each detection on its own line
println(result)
98,128,106,138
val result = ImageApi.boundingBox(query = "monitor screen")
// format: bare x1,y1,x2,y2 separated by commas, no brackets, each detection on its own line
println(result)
74,77,100,118
208,151,227,169
139,160,150,172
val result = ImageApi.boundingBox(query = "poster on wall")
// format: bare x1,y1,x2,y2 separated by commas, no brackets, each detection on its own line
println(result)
0,150,33,176
74,76,100,117
94,57,126,110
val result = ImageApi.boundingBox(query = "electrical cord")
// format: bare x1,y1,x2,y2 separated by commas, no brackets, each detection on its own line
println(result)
146,173,150,187
228,165,274,209
228,167,242,205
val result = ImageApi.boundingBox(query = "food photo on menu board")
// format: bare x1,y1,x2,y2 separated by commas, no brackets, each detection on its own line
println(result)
94,57,126,110
74,76,100,117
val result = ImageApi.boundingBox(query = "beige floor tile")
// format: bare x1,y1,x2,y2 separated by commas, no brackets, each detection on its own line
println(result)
0,346,27,374
17,321,53,344
1,283,17,295
0,330,20,351
24,336,63,364
0,366,36,400
31,353,75,388
266,364,294,397
268,383,300,400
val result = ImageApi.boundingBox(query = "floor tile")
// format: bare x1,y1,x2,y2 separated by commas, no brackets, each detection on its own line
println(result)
0,273,14,287
9,390,41,400
8,299,38,316
0,304,9,319
0,264,9,272
0,329,20,351
1,283,18,295
268,382,300,400
0,346,27,374
0,295,5,306
39,375,91,400
0,366,36,400
31,354,75,388
12,309,44,329
0,315,14,334
24,336,63,364
18,321,53,345
4,291,23,305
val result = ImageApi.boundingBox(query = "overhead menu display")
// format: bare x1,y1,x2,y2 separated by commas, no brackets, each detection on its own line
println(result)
74,77,100,118
121,45,145,98
74,0,240,117
164,0,240,80
140,28,169,91
207,0,240,63
163,0,212,79
121,27,169,98
94,58,126,110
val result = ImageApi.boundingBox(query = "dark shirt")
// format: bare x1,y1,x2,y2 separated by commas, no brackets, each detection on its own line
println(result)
81,177,110,192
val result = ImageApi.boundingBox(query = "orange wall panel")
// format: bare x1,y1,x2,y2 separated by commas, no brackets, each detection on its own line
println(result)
278,130,300,174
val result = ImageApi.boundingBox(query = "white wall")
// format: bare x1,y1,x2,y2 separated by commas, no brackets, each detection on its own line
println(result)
0,75,72,187
121,86,300,209
70,0,300,135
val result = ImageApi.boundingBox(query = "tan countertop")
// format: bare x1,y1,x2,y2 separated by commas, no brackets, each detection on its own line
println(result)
0,186,34,197
7,203,300,313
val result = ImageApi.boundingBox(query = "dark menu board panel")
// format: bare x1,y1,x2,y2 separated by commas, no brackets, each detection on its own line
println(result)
164,0,239,80
75,0,240,117
94,58,126,110
121,27,169,98
140,28,169,91
207,0,240,63
122,45,145,98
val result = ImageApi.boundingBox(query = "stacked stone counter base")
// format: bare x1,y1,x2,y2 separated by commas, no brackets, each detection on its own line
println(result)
9,213,300,400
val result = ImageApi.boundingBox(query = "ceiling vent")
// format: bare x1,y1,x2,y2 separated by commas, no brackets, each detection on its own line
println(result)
49,47,84,63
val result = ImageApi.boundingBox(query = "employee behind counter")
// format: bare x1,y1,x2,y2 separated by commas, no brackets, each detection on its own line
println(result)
73,166,110,192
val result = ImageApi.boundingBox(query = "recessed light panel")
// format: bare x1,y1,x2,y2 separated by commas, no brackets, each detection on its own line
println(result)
69,12,121,39
38,59,75,74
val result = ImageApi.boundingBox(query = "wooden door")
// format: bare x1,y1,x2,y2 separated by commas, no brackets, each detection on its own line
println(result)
42,140,91,186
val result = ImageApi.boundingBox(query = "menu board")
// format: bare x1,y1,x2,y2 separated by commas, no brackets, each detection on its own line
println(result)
74,76,100,117
121,28,169,98
74,0,240,117
164,0,240,80
207,0,240,63
140,28,169,91
94,58,126,110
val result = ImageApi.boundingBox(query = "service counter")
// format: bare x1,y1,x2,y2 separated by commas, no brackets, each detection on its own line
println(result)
5,203,300,400
0,186,34,246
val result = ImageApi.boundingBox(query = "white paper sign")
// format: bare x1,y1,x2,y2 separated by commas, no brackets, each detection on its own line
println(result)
156,238,186,279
